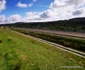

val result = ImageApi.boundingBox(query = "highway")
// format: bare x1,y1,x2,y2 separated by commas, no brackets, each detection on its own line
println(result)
15,28,85,39
13,30,85,58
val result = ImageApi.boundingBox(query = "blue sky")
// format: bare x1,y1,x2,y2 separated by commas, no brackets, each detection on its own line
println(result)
0,0,85,24
0,0,53,18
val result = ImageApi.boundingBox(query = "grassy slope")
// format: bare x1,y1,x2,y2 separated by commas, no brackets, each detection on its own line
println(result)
0,28,85,70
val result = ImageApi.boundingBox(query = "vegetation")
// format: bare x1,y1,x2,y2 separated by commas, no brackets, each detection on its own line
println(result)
0,28,85,70
14,29,85,52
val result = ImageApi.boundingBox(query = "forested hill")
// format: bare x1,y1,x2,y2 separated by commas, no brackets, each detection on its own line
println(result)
1,17,85,32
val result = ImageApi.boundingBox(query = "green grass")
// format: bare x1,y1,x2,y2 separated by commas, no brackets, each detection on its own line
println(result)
0,28,85,70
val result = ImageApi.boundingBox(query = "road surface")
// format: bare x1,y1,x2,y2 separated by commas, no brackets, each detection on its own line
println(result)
15,28,85,39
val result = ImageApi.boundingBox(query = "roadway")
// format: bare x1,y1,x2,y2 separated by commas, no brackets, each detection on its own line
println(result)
15,28,85,39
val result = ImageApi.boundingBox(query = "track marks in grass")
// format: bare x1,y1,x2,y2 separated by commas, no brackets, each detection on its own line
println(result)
3,51,22,70
0,40,2,43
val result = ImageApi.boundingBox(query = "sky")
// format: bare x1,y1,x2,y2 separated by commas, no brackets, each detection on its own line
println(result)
0,0,85,24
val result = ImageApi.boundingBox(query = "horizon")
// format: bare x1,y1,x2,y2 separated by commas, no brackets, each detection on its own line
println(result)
0,17,85,25
0,0,85,24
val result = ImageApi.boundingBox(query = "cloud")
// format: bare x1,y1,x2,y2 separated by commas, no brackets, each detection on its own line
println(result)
0,15,6,24
0,0,6,12
7,14,22,23
72,9,83,15
34,0,85,21
33,0,37,2
42,0,85,20
17,2,33,8
23,12,41,22
17,0,37,8
40,10,55,18
22,0,85,22
17,2,28,8
1,0,85,24
28,3,33,7
50,0,85,9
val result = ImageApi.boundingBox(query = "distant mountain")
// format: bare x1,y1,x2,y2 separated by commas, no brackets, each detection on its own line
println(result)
0,17,85,32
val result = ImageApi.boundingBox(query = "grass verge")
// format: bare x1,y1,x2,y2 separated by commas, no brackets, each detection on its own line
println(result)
0,28,85,70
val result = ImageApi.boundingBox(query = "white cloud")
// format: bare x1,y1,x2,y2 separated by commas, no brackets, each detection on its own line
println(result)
28,3,33,7
17,0,37,8
42,0,85,20
17,2,33,8
0,15,6,24
1,0,85,24
22,0,85,22
17,2,28,8
23,12,41,22
7,14,22,23
50,0,85,9
0,0,6,12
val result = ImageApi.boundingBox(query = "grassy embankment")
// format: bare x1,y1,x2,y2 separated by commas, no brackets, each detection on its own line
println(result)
0,28,85,70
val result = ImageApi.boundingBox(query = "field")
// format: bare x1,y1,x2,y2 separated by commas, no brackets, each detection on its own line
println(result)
0,28,85,70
